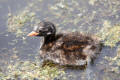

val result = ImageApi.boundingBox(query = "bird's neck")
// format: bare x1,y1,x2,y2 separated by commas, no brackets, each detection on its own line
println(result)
40,34,56,50
41,34,62,50
44,34,56,44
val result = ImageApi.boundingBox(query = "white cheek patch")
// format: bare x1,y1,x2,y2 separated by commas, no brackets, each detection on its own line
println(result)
39,27,44,30
51,26,54,30
47,32,51,35
34,26,38,31
40,38,44,49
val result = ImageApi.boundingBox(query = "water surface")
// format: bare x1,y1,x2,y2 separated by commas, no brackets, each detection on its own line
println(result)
0,0,120,80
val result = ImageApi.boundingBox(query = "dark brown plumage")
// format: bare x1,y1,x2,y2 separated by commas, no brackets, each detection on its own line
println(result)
28,21,102,66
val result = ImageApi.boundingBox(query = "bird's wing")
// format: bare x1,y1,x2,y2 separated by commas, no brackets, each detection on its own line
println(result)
61,33,91,52
62,40,88,51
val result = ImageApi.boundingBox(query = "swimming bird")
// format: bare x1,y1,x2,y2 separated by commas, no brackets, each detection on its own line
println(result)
27,21,102,66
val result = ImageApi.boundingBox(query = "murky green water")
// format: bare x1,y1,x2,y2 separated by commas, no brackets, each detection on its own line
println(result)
0,0,120,80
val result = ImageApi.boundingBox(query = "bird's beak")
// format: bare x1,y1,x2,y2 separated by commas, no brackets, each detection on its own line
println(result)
27,31,39,36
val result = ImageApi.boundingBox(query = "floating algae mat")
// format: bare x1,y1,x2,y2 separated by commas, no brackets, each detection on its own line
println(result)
97,20,120,47
0,61,66,80
7,10,36,37
101,46,120,80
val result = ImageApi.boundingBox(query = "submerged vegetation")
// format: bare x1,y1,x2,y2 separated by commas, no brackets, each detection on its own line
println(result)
7,10,35,37
97,20,120,47
102,46,120,80
105,46,120,73
0,61,66,80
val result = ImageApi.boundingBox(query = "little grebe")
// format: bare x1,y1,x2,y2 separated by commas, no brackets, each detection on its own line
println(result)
28,21,102,66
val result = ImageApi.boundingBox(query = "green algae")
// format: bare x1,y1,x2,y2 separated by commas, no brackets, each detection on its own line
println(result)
97,20,120,47
0,61,66,80
102,46,120,80
7,10,35,37
89,0,97,5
